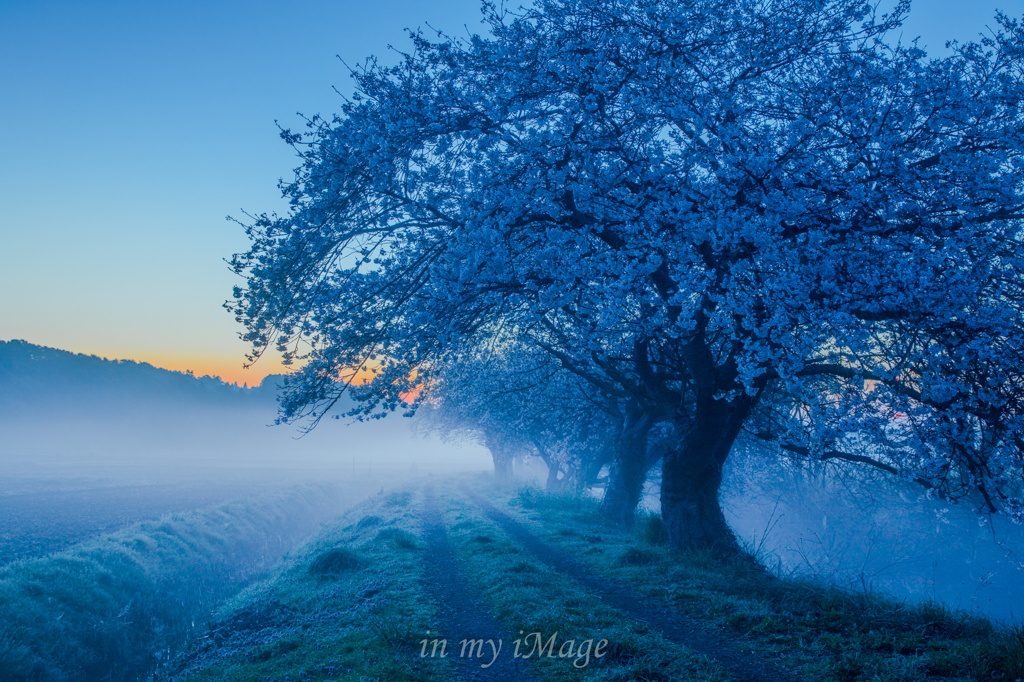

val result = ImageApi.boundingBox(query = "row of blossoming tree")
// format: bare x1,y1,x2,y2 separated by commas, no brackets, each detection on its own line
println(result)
229,0,1024,555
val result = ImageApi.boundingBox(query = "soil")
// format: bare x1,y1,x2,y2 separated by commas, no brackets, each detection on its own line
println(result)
460,483,797,682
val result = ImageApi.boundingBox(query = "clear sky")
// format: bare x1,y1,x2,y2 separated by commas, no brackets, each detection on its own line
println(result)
1,0,1020,386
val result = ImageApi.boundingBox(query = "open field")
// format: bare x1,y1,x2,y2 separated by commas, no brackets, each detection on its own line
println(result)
0,481,274,566
0,478,381,682
160,474,1024,682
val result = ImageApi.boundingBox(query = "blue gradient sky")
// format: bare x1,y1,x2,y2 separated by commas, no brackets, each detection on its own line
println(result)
1,0,1020,385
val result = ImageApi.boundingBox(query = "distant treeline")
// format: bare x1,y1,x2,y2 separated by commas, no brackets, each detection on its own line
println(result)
0,340,280,415
0,482,354,682
0,339,411,471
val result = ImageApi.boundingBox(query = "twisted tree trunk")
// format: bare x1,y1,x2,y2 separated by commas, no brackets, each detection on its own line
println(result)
661,395,752,555
485,432,514,480
534,442,563,491
599,404,654,525
576,440,614,490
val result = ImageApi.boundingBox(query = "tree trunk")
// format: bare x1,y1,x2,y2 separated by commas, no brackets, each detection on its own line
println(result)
661,395,752,555
544,460,562,490
485,432,514,480
575,440,613,490
493,453,513,478
532,440,565,489
535,443,563,491
599,405,653,526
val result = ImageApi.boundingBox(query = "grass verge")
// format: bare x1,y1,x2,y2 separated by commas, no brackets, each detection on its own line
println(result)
152,475,1024,682
159,484,454,682
484,478,1024,682
435,484,731,681
0,482,351,682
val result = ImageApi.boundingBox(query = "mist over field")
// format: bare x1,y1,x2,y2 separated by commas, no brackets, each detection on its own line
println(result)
0,339,486,484
629,450,1024,625
514,449,1024,625
0,339,487,563
3,341,1024,680
4,338,1023,626
726,454,1024,624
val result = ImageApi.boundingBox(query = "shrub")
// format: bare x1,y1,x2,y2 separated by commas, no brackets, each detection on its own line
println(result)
383,490,413,507
374,528,418,550
371,618,421,652
356,515,384,530
637,512,668,546
619,547,662,566
308,547,362,576
998,625,1024,680
512,486,543,509
511,485,594,512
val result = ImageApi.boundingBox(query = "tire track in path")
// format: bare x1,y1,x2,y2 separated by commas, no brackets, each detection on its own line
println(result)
461,484,798,682
420,484,537,681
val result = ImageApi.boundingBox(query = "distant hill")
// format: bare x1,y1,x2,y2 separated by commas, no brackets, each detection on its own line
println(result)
0,339,485,487
0,340,280,415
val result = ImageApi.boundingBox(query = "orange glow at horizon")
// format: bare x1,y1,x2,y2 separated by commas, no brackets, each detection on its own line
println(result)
400,385,425,403
106,351,424,401
132,353,290,387
340,363,425,404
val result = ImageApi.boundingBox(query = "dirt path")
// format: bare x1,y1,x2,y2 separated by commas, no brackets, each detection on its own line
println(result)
460,484,797,682
420,484,538,681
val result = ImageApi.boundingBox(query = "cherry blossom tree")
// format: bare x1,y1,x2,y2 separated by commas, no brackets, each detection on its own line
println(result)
417,341,620,487
415,345,557,480
230,0,1024,553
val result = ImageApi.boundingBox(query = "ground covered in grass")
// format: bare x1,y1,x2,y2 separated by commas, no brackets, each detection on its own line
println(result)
159,486,450,682
0,482,356,682
486,481,1024,682
0,481,271,566
158,475,1024,682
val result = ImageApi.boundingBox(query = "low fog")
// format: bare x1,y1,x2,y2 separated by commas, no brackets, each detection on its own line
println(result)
0,340,487,492
634,448,1024,624
503,441,1024,625
0,340,487,564
3,340,1022,625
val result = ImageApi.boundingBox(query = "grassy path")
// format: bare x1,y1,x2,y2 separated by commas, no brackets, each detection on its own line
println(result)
436,482,731,681
419,484,537,680
157,475,1022,682
460,483,794,682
